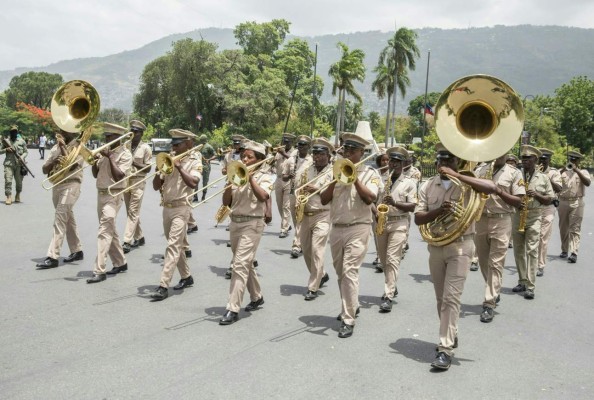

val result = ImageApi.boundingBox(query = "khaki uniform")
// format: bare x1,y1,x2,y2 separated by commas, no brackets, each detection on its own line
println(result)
298,164,333,292
93,147,133,275
159,153,202,288
227,168,274,313
0,137,28,196
285,154,313,251
44,143,84,259
415,176,475,356
274,149,297,233
123,142,152,243
474,163,524,308
538,167,562,269
377,173,417,300
558,168,590,255
512,171,554,291
330,164,381,326
222,151,241,172
405,165,421,184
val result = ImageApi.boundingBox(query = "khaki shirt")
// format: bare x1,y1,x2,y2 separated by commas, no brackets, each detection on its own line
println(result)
44,141,84,184
222,151,241,170
299,163,333,212
130,142,152,178
330,164,381,225
560,168,590,199
161,152,202,203
274,148,297,179
474,163,524,214
284,154,313,192
230,168,274,217
415,175,475,235
383,173,418,217
96,147,133,190
523,170,555,210
405,165,421,183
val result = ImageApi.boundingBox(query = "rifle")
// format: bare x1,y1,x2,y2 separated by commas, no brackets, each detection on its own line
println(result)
2,137,35,178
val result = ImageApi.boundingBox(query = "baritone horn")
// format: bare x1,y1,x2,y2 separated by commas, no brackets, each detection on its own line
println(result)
420,74,524,246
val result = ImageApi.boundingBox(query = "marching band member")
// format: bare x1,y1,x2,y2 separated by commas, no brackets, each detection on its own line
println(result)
122,120,152,253
274,133,297,238
151,129,202,300
320,133,381,338
375,146,417,312
87,123,133,283
537,148,562,276
221,134,246,175
219,140,274,325
372,151,389,271
298,137,334,300
36,129,84,269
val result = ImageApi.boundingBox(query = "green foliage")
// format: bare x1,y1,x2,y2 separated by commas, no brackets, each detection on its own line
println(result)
233,19,291,57
98,108,128,126
554,76,594,155
5,71,64,109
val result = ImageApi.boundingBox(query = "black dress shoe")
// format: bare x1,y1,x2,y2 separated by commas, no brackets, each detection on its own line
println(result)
404,243,409,252
496,294,500,304
374,264,383,273
524,289,535,299
470,262,479,271
185,250,192,258
253,260,258,268
512,284,526,293
173,276,194,290
63,251,83,263
480,306,494,323
536,268,544,277
219,310,238,325
304,290,318,301
122,242,131,254
559,252,568,258
36,257,59,269
319,273,329,288
279,231,288,238
431,352,452,370
568,253,577,263
372,257,379,265
187,225,198,234
245,297,264,312
86,274,106,284
225,267,232,279
106,264,128,275
151,286,169,300
338,322,354,338
337,307,360,321
226,241,231,247
130,239,140,248
137,237,145,246
379,298,393,313
290,249,300,258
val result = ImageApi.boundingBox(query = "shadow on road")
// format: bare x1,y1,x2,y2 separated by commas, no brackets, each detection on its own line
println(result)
409,273,432,283
63,270,94,282
209,265,229,278
280,284,306,296
298,315,339,336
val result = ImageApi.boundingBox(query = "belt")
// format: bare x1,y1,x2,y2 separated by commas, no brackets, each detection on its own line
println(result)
231,215,263,223
58,179,81,186
454,233,475,242
560,197,581,201
163,200,188,208
387,214,409,222
482,212,511,218
333,222,371,228
303,209,329,216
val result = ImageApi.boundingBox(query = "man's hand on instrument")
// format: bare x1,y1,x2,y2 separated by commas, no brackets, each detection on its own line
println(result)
440,201,455,214
438,166,456,177
383,195,397,206
526,189,537,197
302,184,317,194
100,148,111,158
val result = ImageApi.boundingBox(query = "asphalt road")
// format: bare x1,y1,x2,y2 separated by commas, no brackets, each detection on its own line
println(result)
1,156,593,400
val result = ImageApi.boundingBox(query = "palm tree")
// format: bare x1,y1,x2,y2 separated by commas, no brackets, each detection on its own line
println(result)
378,27,420,146
328,42,366,144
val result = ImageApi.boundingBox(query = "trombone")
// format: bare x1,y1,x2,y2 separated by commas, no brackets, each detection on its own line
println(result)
107,144,204,196
186,156,273,208
42,132,133,190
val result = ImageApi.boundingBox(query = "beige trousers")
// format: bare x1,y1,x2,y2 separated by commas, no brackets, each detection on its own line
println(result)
330,223,372,326
123,180,146,243
289,194,302,251
299,211,330,292
428,238,473,356
47,182,82,259
275,181,292,233
159,206,191,288
227,219,265,313
93,193,126,275
475,215,512,308
512,211,542,291
538,205,556,269
376,219,408,300
558,198,584,254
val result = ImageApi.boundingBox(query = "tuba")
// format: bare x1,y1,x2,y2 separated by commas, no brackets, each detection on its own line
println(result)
420,75,524,246
45,80,100,186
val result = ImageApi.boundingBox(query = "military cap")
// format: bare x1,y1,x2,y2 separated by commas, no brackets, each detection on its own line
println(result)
341,133,369,148
169,128,197,145
296,135,311,146
232,134,246,144
311,137,334,153
539,148,554,158
199,134,208,143
506,154,519,163
281,133,296,143
520,145,542,158
568,150,583,159
242,140,266,157
103,122,127,136
387,146,408,161
129,120,146,132
435,142,455,159
9,125,18,132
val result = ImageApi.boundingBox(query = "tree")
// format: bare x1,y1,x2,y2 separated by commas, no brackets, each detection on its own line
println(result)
98,108,128,126
378,27,420,147
234,19,291,57
407,92,442,138
328,42,366,143
554,76,594,155
5,71,64,110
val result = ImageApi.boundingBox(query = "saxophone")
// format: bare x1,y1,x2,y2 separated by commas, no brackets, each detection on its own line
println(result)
517,170,530,232
375,170,392,236
295,169,309,223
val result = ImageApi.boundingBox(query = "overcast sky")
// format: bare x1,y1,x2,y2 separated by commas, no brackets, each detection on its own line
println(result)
1,0,592,71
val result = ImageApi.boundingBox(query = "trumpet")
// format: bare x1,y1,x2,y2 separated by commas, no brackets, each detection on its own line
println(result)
566,162,574,170
107,144,203,196
42,132,133,190
187,156,273,208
